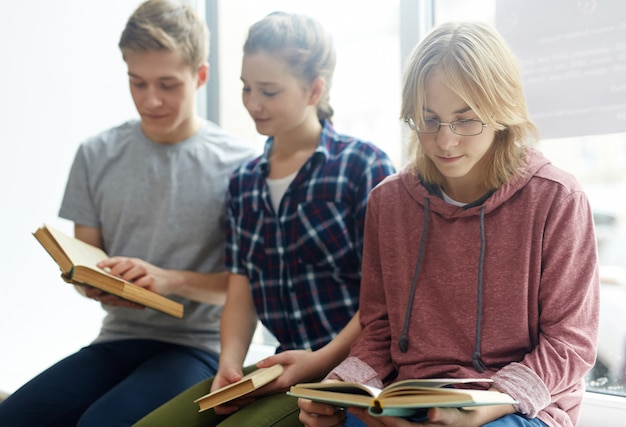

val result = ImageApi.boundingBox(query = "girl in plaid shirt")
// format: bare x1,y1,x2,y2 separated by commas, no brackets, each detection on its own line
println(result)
135,11,396,427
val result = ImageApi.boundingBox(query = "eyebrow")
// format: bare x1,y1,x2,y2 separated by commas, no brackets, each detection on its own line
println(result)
424,106,472,115
240,77,279,87
128,73,179,81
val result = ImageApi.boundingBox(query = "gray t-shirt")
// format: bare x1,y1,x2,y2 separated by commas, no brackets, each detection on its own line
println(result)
59,119,258,354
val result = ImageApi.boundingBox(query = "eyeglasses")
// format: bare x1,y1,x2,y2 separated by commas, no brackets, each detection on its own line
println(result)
404,117,487,136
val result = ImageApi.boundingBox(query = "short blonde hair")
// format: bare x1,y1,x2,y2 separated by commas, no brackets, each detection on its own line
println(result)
401,22,539,188
118,0,209,70
243,12,336,122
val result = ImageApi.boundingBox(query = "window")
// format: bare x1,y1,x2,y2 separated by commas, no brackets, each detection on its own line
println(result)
214,0,403,164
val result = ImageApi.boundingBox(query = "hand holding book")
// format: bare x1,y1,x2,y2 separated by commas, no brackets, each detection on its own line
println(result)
33,224,184,318
288,378,516,418
80,283,146,309
194,365,285,412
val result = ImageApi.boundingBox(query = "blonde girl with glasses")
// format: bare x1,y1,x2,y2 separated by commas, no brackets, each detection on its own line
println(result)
298,21,599,427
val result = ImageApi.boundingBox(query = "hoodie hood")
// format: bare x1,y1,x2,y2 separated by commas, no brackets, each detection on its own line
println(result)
400,147,552,218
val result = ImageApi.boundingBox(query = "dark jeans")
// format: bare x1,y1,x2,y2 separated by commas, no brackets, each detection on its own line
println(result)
484,413,548,427
0,339,219,427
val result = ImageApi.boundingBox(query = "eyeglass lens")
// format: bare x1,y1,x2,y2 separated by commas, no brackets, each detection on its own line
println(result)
421,119,484,136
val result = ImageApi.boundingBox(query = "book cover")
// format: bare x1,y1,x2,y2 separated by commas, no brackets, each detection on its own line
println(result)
194,364,284,412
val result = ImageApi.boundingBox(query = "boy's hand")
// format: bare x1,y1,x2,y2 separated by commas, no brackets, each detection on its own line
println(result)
76,284,144,309
97,256,171,294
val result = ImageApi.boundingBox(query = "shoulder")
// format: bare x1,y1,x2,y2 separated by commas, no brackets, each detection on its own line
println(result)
75,119,140,158
533,162,583,194
323,136,397,186
83,119,138,145
523,148,585,197
199,120,243,144
367,171,409,203
199,121,256,151
321,121,392,164
494,150,591,226
228,153,264,186
195,120,260,165
330,133,390,163
374,171,405,189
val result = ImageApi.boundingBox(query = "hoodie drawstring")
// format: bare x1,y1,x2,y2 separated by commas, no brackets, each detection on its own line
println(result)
397,200,489,374
472,206,487,372
398,197,430,353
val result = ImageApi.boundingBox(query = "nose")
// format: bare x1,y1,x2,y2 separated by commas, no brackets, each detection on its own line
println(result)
435,125,460,150
143,86,163,109
243,91,262,114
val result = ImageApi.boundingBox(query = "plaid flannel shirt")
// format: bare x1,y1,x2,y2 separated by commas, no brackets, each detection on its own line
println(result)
226,120,396,351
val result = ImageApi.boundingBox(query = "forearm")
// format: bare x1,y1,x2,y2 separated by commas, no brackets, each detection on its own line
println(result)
219,308,257,368
253,313,363,392
218,274,259,369
314,312,362,375
164,269,229,305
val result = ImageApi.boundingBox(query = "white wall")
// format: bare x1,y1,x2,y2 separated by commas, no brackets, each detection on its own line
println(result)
0,0,144,393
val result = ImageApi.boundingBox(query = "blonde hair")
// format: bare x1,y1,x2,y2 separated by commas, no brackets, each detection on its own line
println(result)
118,0,209,70
401,21,539,188
243,12,336,122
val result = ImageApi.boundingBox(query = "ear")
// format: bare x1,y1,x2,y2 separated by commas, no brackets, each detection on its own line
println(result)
307,77,325,106
196,62,210,88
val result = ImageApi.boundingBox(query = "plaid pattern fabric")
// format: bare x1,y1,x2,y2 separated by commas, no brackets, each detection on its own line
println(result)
226,120,396,351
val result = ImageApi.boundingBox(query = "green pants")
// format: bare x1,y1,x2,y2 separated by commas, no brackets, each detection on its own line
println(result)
133,366,303,427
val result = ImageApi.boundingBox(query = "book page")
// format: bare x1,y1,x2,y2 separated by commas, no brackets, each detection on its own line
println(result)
45,225,109,269
290,381,382,397
382,378,493,394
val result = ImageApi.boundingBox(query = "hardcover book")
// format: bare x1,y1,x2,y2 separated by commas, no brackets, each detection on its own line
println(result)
33,224,184,318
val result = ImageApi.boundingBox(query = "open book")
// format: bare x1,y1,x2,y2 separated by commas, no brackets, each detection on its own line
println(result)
194,364,284,412
288,378,517,418
33,224,184,318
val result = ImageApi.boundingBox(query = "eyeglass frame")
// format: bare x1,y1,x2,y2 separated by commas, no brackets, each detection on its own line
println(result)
404,117,488,136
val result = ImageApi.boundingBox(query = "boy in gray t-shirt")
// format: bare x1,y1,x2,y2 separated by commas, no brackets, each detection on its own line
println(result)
0,1,257,426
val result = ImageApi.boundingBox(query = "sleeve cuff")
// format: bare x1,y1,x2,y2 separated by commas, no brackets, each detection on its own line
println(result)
324,356,383,388
492,362,551,418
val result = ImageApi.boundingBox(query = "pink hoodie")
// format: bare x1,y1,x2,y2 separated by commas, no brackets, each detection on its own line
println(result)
327,148,599,427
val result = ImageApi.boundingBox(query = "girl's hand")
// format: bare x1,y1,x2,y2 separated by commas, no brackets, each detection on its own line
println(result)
298,398,348,427
211,366,258,415
254,349,328,394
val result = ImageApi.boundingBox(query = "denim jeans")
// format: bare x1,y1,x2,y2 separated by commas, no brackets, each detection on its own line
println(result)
484,413,548,427
0,339,219,427
344,412,546,427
